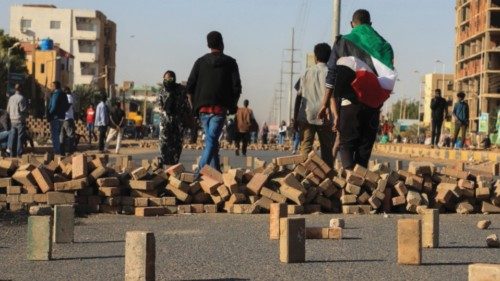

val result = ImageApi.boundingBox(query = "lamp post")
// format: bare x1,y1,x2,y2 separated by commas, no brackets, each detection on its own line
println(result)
414,70,424,140
435,60,445,92
6,42,21,96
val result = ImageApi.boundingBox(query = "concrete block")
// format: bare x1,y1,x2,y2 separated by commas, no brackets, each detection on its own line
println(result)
27,216,52,260
269,203,287,240
53,205,74,243
468,263,500,281
305,227,342,239
279,218,305,263
421,209,438,248
397,219,421,265
125,231,155,281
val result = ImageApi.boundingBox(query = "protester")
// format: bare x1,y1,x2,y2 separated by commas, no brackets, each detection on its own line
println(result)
135,111,143,140
187,31,241,174
452,91,469,149
278,121,287,145
48,81,69,155
293,43,334,166
94,94,109,153
6,84,27,157
158,70,190,165
318,9,396,169
0,109,10,153
430,89,448,148
234,99,255,156
105,101,125,154
261,122,269,144
86,104,96,144
60,87,76,155
225,118,236,145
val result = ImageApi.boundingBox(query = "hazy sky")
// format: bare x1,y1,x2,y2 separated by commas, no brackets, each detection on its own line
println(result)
0,0,455,125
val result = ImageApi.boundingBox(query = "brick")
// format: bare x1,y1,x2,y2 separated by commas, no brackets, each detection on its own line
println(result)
72,154,88,179
19,194,35,203
330,218,345,228
397,219,421,265
192,192,210,204
287,205,304,215
421,209,439,248
47,192,75,205
405,175,423,192
293,164,308,179
304,185,319,204
199,176,220,194
148,198,162,207
304,204,321,214
6,194,19,203
134,198,149,207
255,196,273,210
368,196,382,209
190,204,205,213
246,173,268,195
0,177,13,187
200,165,223,183
96,177,120,187
232,204,260,214
435,189,453,204
353,164,368,178
260,187,287,203
161,197,176,206
222,173,238,190
345,183,361,195
441,167,469,179
180,172,196,183
177,205,191,214
305,173,321,186
394,181,408,196
340,194,357,205
269,203,287,240
7,186,21,194
279,218,305,263
99,187,121,197
53,205,74,243
318,178,337,197
476,187,490,200
120,197,135,206
392,195,406,206
125,231,155,281
12,170,37,187
280,174,306,193
275,154,306,166
357,192,370,204
204,204,218,213
408,161,434,176
305,227,342,239
131,189,159,198
89,166,107,183
217,185,230,200
372,189,385,201
482,202,500,213
332,177,346,189
346,172,364,186
279,185,305,205
27,216,52,260
135,207,165,217
131,167,148,180
468,263,500,281
166,185,191,202
342,205,371,214
54,178,87,191
458,179,475,189
227,168,244,182
129,180,155,191
9,202,23,211
406,190,422,206
33,194,48,203
188,182,201,195
456,201,474,214
166,163,184,177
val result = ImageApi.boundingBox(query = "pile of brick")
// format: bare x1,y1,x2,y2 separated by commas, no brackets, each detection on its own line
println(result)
0,151,499,216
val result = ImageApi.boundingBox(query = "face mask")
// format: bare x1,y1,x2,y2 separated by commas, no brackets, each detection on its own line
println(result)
163,78,175,87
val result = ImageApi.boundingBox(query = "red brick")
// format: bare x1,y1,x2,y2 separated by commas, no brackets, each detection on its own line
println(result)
199,176,220,195
96,177,120,187
135,207,165,217
246,173,268,195
200,165,223,183
72,154,88,179
130,167,148,180
129,180,155,191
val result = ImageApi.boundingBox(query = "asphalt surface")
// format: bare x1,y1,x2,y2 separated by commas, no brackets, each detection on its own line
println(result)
0,213,499,281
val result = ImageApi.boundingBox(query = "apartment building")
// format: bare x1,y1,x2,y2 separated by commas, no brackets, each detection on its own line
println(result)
455,0,500,131
9,4,116,94
422,73,455,125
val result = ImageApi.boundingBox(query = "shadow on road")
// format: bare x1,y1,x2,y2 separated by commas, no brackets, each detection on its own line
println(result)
421,262,472,266
55,255,124,261
342,237,362,240
438,246,487,249
75,240,125,244
176,279,250,281
307,259,385,263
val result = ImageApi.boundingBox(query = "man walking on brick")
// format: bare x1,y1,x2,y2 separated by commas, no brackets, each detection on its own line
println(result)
48,81,69,155
294,43,334,167
234,99,255,156
430,89,448,148
452,91,469,148
105,101,125,154
60,87,76,155
317,9,396,169
6,84,27,157
187,31,241,174
94,94,109,153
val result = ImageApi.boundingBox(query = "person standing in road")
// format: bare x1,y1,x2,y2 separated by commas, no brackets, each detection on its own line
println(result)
158,70,190,165
187,31,241,174
105,101,125,154
6,84,27,157
86,104,96,144
60,87,76,155
430,89,448,148
452,91,469,149
261,122,269,144
234,99,255,156
48,81,69,155
94,94,109,153
294,43,334,166
278,121,287,145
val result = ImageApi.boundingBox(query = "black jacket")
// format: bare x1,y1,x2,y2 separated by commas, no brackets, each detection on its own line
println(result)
187,52,241,114
430,96,447,121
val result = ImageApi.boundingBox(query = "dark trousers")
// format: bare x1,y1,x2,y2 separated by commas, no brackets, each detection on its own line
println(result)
431,119,443,146
98,125,107,152
338,103,380,170
235,132,250,155
60,119,76,155
453,121,468,148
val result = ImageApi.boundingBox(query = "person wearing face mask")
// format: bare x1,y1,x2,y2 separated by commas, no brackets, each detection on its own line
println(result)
430,89,448,148
157,70,190,166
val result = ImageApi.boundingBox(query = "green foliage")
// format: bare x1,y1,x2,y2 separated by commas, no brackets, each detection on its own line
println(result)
390,99,419,121
72,84,100,121
0,29,28,109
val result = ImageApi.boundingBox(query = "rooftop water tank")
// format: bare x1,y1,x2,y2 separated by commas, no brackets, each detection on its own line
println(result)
39,38,54,51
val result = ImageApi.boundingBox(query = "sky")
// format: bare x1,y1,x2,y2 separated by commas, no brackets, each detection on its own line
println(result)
0,0,456,125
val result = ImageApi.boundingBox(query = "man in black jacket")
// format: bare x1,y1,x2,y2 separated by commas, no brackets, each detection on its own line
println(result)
187,31,241,174
430,89,448,147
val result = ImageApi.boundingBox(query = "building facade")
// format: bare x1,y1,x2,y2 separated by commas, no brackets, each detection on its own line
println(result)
9,4,116,94
455,0,500,132
422,73,455,125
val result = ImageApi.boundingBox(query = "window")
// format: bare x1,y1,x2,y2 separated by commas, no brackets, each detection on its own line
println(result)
40,64,45,74
20,19,31,30
50,21,61,29
78,40,97,53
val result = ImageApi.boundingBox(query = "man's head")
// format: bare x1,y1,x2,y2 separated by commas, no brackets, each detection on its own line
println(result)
351,9,371,28
457,91,465,101
243,99,249,107
207,31,224,51
64,87,71,94
52,81,61,90
100,93,107,103
163,70,176,87
14,84,21,93
314,43,331,63
434,89,442,98
115,101,121,108
89,103,94,109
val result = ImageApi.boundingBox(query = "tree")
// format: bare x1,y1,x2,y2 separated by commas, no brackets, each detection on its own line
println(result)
72,84,100,121
390,99,419,121
0,29,28,109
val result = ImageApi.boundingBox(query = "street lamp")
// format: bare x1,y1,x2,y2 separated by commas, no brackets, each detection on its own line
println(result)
413,70,423,140
435,60,446,93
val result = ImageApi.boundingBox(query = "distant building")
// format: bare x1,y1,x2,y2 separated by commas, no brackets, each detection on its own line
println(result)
9,4,116,95
421,73,454,126
20,42,74,89
305,53,315,68
455,0,500,131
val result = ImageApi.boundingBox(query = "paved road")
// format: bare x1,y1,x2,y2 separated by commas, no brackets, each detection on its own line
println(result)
0,213,499,281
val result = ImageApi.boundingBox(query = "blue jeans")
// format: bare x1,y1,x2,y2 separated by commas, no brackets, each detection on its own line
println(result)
0,130,9,149
50,119,63,155
293,131,300,151
197,113,225,174
279,133,285,145
7,123,26,157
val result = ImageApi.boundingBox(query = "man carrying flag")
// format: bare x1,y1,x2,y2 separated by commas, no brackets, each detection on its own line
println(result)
318,9,396,169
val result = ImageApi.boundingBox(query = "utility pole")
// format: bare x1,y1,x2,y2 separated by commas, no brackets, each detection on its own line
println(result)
332,0,341,43
284,28,300,124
